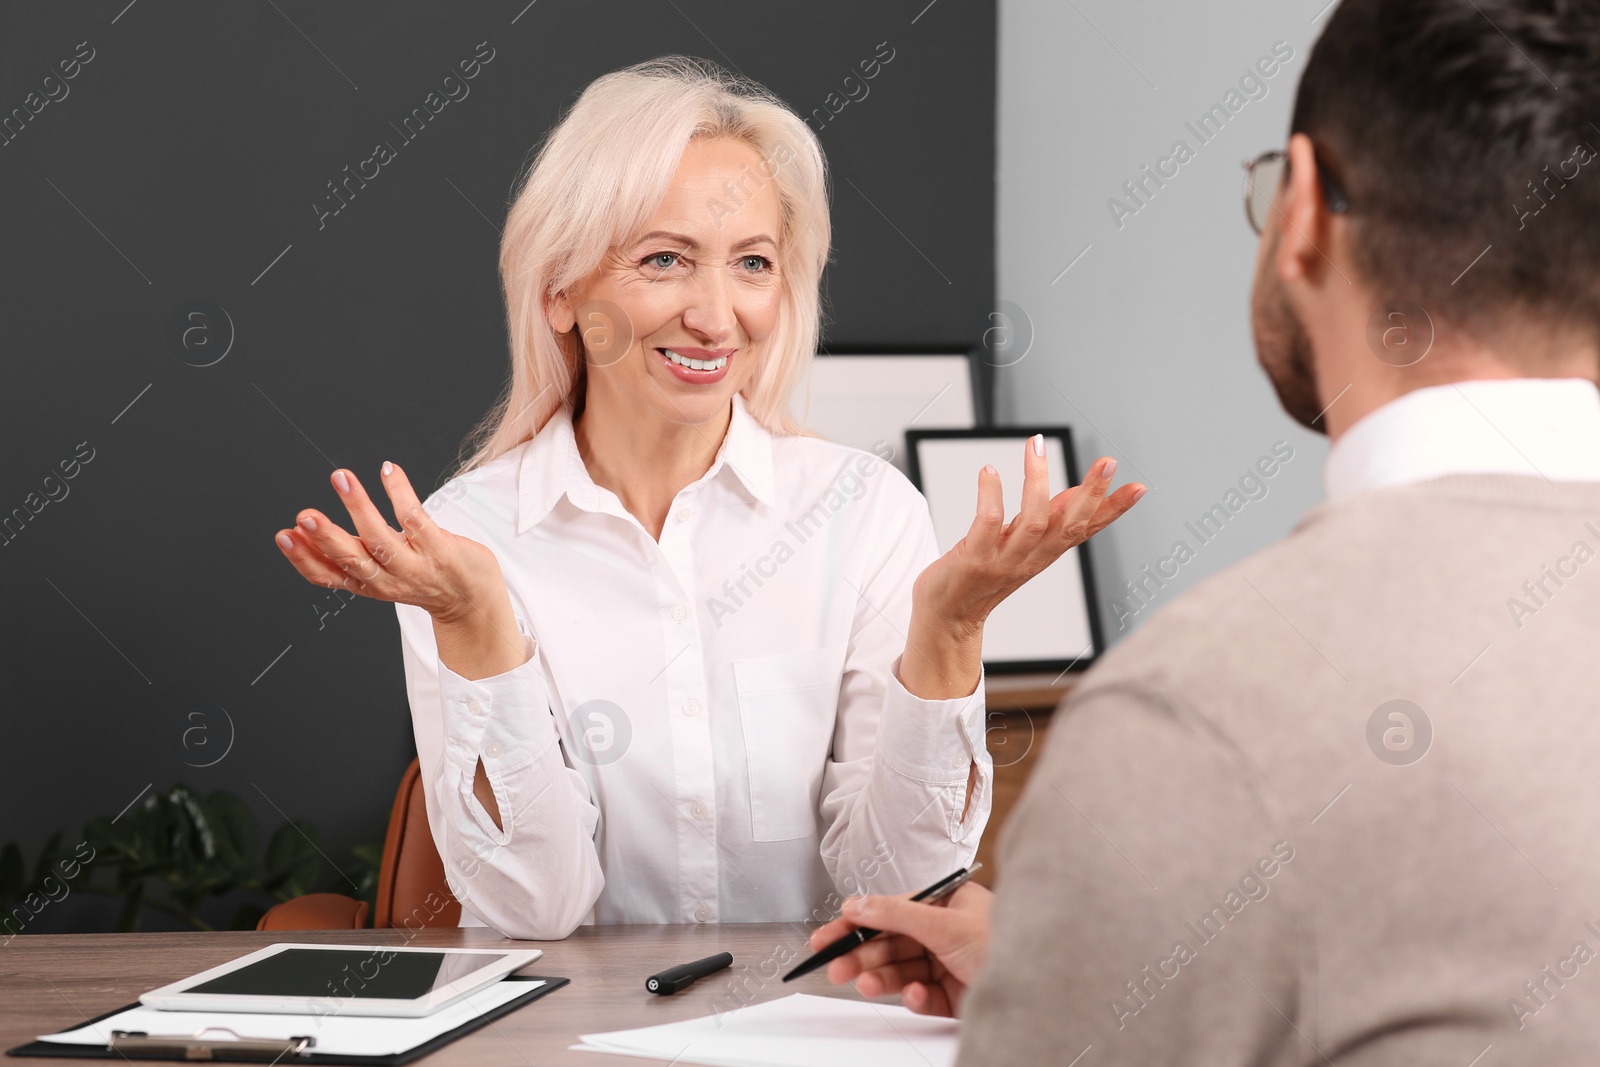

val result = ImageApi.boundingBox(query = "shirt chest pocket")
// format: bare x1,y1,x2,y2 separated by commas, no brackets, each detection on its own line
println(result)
733,644,849,843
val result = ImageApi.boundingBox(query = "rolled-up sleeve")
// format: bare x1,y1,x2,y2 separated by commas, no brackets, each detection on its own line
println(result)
396,600,604,939
818,478,993,898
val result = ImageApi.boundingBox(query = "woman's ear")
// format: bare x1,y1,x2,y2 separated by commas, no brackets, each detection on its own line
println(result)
544,287,577,334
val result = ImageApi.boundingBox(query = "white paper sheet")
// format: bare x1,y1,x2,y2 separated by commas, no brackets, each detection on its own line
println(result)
36,979,543,1057
572,993,960,1067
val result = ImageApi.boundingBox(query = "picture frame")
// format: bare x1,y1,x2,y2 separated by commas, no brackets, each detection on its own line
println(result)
789,350,981,474
905,427,1105,675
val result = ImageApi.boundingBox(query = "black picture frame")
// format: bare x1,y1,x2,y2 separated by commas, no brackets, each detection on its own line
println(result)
904,426,1106,675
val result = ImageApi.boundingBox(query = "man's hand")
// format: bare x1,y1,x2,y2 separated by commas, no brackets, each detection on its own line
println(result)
809,882,994,1017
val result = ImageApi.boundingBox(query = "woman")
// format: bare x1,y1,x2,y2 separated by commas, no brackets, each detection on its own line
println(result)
273,57,1143,939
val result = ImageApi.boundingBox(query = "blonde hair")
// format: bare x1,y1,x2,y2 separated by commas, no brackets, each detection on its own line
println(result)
453,56,830,477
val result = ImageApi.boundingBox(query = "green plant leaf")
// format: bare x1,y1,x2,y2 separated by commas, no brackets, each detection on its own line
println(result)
264,821,322,897
4,785,371,934
84,814,134,866
203,792,258,873
30,832,64,887
114,885,144,933
347,841,384,927
170,785,217,862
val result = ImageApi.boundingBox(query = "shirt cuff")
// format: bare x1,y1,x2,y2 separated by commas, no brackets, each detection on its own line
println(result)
875,655,988,783
438,616,556,778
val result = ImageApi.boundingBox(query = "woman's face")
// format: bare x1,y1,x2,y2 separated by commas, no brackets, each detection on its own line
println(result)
552,136,785,431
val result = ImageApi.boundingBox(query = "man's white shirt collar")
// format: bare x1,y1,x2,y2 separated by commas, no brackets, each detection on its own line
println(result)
1323,378,1600,503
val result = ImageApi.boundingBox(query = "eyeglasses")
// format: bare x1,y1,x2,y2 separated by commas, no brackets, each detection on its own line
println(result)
1241,148,1351,235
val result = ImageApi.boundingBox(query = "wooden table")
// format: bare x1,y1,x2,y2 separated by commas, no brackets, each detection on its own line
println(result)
1,925,888,1065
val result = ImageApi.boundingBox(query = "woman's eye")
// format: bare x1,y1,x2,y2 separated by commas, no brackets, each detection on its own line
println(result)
741,255,772,272
644,252,679,271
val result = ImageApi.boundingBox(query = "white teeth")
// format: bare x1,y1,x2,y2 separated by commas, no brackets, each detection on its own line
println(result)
664,349,728,372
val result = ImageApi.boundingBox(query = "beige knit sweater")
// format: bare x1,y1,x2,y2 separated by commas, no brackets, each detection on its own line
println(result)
960,475,1600,1066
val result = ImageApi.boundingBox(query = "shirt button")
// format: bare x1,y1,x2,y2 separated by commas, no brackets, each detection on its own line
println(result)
951,754,968,768
691,802,707,820
683,699,700,717
486,742,503,758
468,699,484,716
671,604,688,622
695,905,710,923
676,508,692,523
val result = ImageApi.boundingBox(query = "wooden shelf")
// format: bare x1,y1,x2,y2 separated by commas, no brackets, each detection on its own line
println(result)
985,671,1075,712
973,673,1076,888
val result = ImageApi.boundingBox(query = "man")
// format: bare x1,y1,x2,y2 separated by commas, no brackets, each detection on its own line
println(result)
812,0,1600,1062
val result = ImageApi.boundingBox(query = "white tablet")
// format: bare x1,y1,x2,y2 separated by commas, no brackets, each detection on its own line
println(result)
139,943,544,1018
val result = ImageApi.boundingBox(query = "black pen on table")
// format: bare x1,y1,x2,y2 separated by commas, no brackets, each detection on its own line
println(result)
782,863,983,982
646,951,734,995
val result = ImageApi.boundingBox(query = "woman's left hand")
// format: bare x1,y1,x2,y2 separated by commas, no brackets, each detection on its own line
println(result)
912,436,1145,642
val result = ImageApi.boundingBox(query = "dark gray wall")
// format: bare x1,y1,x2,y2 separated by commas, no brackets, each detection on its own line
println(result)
0,0,995,930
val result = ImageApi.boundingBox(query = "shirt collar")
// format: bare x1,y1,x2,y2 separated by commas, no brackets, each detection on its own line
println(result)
517,391,777,534
1323,377,1600,503
718,391,779,508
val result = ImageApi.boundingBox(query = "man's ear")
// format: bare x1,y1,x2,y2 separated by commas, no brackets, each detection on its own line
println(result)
1275,132,1332,287
544,287,577,335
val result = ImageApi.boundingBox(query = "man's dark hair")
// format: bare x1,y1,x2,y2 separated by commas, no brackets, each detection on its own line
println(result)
1291,0,1600,346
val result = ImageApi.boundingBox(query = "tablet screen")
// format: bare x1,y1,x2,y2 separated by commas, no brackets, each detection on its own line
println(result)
185,949,508,1000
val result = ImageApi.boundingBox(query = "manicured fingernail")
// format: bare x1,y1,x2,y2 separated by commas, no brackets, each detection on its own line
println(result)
299,515,318,532
1132,486,1147,503
1102,458,1117,479
382,461,394,477
333,470,351,493
276,533,295,551
982,464,998,477
1031,434,1045,457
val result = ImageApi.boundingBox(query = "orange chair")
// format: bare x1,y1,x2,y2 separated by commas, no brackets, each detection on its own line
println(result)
257,758,461,931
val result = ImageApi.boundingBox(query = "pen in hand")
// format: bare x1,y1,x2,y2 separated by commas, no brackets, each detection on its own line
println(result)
782,864,982,982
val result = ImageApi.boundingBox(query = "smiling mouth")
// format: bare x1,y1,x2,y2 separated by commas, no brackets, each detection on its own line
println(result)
660,348,729,371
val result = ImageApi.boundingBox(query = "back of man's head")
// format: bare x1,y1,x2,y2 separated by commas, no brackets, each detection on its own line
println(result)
1292,0,1600,354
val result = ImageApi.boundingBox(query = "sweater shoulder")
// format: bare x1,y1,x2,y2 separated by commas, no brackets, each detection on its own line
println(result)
1079,476,1600,699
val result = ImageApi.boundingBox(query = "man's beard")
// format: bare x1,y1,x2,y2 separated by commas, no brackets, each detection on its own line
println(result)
1251,232,1326,434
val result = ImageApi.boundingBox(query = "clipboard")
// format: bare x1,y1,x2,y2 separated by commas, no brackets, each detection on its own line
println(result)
6,974,568,1065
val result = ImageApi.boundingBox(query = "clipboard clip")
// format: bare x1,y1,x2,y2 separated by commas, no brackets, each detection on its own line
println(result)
110,1028,316,1061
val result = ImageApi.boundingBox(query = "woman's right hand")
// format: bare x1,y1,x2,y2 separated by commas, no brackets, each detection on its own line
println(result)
274,462,503,625
278,462,524,826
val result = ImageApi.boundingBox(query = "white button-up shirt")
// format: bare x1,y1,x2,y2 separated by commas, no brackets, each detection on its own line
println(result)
1324,378,1600,500
395,393,992,939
